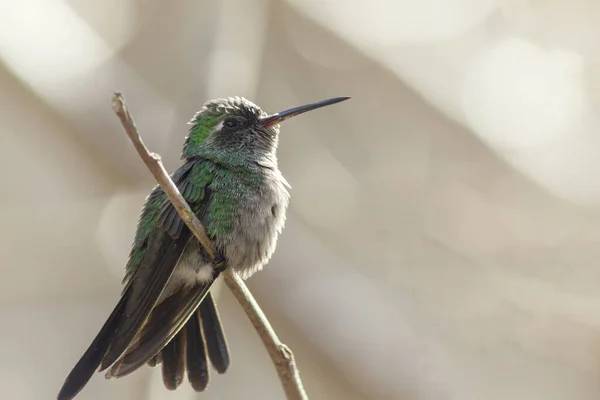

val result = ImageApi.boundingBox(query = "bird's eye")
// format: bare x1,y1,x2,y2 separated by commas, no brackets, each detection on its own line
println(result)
223,119,239,129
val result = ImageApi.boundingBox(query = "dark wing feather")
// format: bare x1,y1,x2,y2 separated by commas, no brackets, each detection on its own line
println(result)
99,228,192,370
57,159,213,400
57,294,129,400
120,161,195,288
105,272,219,378
100,159,214,369
147,352,162,368
159,198,187,240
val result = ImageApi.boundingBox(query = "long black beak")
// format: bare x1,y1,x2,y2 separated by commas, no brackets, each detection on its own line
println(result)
259,97,350,128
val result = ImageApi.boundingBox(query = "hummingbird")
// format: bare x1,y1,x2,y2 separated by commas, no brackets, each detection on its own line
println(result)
57,95,350,400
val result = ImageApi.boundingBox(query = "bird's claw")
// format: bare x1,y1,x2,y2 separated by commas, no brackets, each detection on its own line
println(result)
213,250,227,272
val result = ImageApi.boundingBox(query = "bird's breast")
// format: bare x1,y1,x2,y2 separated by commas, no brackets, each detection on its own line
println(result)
216,172,290,279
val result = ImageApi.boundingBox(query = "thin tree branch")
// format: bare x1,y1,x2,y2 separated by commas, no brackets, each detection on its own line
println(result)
111,92,308,400
111,93,216,259
222,269,307,400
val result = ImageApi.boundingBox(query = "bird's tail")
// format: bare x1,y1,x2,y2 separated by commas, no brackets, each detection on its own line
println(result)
148,291,230,391
57,287,230,399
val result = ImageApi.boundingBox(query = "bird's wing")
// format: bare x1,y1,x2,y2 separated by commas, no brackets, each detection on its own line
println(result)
99,159,215,369
104,271,219,379
57,159,215,400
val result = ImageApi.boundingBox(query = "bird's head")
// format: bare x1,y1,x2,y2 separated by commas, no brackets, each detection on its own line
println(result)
183,96,349,161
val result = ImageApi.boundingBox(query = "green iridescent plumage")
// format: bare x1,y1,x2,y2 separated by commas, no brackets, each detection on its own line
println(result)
125,100,269,281
57,95,349,400
124,160,214,280
184,115,218,156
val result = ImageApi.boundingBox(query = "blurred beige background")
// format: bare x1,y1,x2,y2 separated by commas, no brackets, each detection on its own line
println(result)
2,0,600,399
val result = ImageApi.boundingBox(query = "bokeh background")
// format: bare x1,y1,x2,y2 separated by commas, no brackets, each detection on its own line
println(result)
2,0,600,399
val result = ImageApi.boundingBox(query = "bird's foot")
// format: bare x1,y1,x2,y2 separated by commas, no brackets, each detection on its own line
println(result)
213,250,227,273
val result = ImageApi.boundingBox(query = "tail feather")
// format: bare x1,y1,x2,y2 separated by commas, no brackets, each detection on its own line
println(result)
161,327,187,390
186,311,210,391
199,291,230,374
57,280,228,400
106,276,217,379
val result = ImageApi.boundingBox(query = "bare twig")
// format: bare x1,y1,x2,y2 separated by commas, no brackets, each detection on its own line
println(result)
111,92,308,400
223,269,307,400
111,93,216,259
